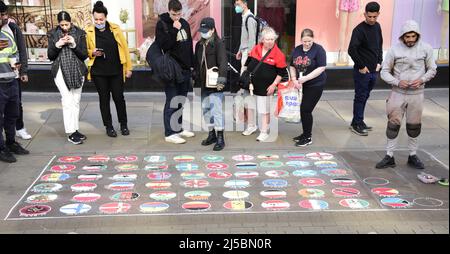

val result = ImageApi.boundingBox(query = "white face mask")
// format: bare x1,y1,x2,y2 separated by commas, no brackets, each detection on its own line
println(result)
201,31,213,40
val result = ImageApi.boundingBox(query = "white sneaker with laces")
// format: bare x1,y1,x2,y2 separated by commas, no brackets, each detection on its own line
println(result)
165,134,186,144
179,130,195,138
256,132,270,142
16,128,32,140
242,126,258,136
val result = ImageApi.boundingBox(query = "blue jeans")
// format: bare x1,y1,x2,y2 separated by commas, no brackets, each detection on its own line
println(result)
202,92,225,131
352,69,377,125
163,70,191,137
0,79,19,150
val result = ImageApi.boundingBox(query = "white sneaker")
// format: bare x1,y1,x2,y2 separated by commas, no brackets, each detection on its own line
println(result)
165,134,186,144
179,130,195,138
242,126,258,136
256,132,270,142
16,128,32,140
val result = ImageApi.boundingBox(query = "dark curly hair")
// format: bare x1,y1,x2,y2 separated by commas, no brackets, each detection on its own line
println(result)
93,1,108,16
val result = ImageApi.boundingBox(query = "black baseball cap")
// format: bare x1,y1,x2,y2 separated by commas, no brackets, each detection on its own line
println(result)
199,17,215,33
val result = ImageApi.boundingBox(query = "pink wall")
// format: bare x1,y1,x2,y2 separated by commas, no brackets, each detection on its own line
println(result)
296,0,394,51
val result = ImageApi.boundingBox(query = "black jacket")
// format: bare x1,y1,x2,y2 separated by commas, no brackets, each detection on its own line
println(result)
194,36,227,95
155,13,194,70
8,22,28,76
47,25,88,78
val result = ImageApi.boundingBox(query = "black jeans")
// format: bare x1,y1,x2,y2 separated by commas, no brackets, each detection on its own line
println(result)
93,75,128,128
352,69,377,125
0,80,19,150
300,85,324,138
163,70,191,137
15,79,24,130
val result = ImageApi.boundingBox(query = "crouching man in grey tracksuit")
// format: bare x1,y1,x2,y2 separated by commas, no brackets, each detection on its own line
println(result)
376,20,437,170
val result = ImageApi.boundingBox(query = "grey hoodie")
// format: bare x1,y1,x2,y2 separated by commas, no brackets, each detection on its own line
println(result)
381,20,437,95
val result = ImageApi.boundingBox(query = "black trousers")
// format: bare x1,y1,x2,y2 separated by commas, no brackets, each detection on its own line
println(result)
16,79,24,130
0,80,19,150
300,85,324,138
93,75,128,128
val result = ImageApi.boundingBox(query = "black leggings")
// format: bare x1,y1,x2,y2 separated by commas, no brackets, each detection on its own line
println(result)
301,85,324,137
93,75,128,128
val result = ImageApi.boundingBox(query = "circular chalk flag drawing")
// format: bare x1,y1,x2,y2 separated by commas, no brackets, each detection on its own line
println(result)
222,190,250,200
58,156,82,163
145,181,172,190
87,155,110,163
234,171,259,179
363,177,390,186
314,161,338,168
262,179,288,188
257,154,280,160
261,200,290,211
306,152,334,161
147,172,172,180
140,202,170,213
78,174,103,182
105,182,135,191
110,192,140,202
32,183,63,193
206,163,229,171
235,162,258,170
260,190,287,199
19,205,51,217
72,193,101,203
176,163,199,172
260,161,284,168
26,193,58,204
371,188,400,197
265,170,289,178
293,170,317,177
182,201,211,211
50,164,76,173
299,200,329,210
114,156,138,163
224,201,253,211
332,188,361,198
184,191,212,201
71,183,97,192
82,164,107,172
115,164,139,172
99,202,132,214
150,191,177,201
181,180,210,189
380,198,412,208
413,197,444,208
298,189,326,199
283,153,306,160
144,163,169,171
232,154,254,162
286,161,311,168
180,171,206,180
59,203,92,215
173,155,195,163
321,169,348,177
111,173,138,182
339,199,370,209
224,180,250,189
299,178,326,187
202,155,225,163
330,178,357,187
208,171,233,180
40,173,70,182
144,155,166,163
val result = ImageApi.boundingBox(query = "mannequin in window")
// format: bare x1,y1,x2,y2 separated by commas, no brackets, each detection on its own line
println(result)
335,0,363,65
437,0,449,63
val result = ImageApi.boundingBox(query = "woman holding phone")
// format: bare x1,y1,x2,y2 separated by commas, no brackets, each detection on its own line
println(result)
86,1,132,137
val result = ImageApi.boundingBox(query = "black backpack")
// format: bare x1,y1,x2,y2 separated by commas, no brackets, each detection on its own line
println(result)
245,14,269,43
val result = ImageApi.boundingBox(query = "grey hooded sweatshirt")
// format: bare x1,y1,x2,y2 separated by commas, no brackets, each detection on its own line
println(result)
381,20,437,95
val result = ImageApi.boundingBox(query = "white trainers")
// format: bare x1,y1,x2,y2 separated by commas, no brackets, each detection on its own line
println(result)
256,132,270,142
16,128,32,140
165,134,186,144
179,130,195,138
242,126,258,136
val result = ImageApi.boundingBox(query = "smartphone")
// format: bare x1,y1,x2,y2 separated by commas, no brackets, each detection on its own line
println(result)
0,38,9,42
96,48,104,52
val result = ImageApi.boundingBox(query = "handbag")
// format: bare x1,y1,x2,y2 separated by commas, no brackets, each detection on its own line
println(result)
202,44,219,89
238,47,273,90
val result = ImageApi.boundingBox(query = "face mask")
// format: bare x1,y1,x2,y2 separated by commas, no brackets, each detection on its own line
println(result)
201,31,212,40
235,5,244,14
95,23,106,30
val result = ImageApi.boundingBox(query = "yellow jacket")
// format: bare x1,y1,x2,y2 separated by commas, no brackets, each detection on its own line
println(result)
85,22,132,82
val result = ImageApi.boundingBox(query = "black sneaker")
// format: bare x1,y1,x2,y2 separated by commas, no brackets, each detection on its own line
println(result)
375,155,396,169
74,131,87,140
106,127,117,138
362,122,373,131
6,142,30,155
295,137,313,147
350,124,368,136
68,133,83,145
407,155,425,169
0,149,16,163
120,125,130,136
293,134,307,142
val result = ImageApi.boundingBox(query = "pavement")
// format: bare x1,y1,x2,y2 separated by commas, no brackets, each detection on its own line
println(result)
0,88,448,234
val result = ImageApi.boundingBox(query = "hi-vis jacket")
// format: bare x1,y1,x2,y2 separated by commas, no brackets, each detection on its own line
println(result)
0,30,18,83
